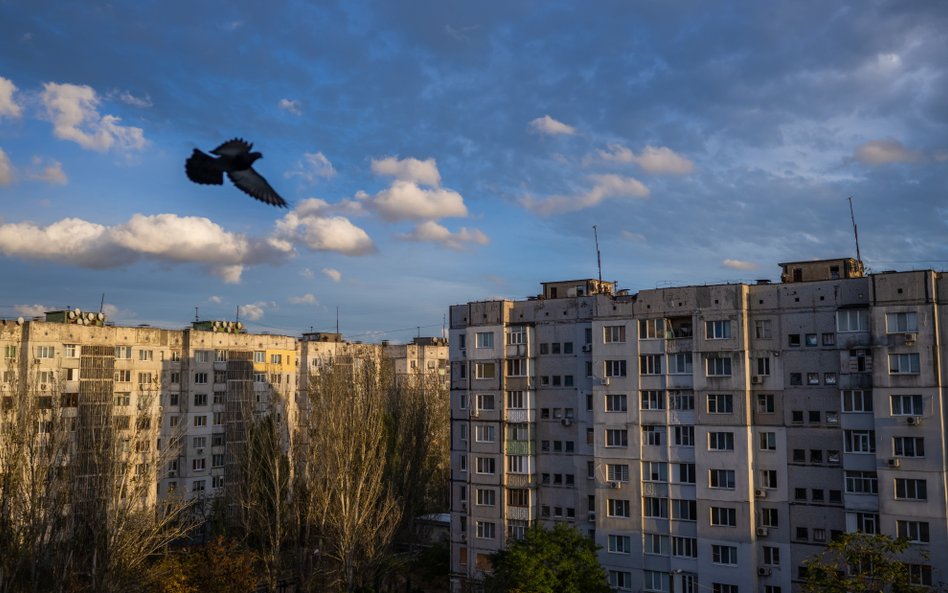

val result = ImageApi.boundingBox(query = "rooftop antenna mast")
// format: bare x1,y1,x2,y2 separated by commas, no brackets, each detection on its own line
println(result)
99,293,105,314
194,307,199,323
848,196,863,263
593,225,603,285
234,306,240,324
336,307,339,335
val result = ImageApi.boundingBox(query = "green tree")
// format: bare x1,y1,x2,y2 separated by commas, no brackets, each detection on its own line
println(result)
485,524,612,593
802,532,929,593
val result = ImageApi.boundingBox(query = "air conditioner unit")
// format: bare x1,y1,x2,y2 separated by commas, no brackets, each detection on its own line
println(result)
459,532,467,541
461,502,467,512
470,409,479,418
751,376,763,385
887,458,901,468
561,418,573,427
755,488,767,498
904,333,917,344
756,527,769,537
610,481,621,489
601,377,611,386
196,448,204,455
459,348,466,357
587,511,596,522
40,383,47,390
906,416,921,426
757,567,772,577
582,344,592,353
168,471,176,478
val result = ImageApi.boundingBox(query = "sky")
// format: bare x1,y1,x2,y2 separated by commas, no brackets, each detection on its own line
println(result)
0,1,946,343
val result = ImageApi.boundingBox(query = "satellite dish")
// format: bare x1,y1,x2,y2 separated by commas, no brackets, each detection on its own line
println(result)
236,322,243,330
97,312,104,321
68,311,76,320
16,316,24,325
74,308,82,316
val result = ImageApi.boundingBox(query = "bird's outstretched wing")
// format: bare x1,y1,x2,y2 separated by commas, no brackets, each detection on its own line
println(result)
185,149,224,185
210,138,252,157
227,168,288,207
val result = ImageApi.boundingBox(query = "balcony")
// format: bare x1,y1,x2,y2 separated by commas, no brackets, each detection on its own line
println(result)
505,409,534,423
506,440,534,455
505,473,535,488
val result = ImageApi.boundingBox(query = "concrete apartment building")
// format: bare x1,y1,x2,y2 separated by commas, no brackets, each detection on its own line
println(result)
449,258,946,593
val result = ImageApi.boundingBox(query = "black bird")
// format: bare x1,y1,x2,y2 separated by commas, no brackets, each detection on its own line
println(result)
185,138,288,207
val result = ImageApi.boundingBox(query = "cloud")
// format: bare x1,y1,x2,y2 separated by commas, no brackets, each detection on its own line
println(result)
597,144,694,175
722,259,759,271
300,268,315,279
521,174,650,215
854,138,922,165
115,91,152,108
0,77,22,119
288,293,318,305
530,115,576,136
366,180,467,221
238,302,266,321
274,199,375,255
278,98,302,115
0,213,291,282
26,157,67,185
371,156,441,186
40,82,146,152
14,304,48,318
621,230,647,242
398,221,490,250
208,296,222,304
285,151,335,184
0,149,12,186
322,267,341,282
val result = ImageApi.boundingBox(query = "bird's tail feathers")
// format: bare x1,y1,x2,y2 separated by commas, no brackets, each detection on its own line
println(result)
185,149,225,185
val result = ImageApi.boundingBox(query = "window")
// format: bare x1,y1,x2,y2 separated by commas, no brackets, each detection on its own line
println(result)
604,325,626,343
708,432,734,451
805,333,818,347
475,521,495,539
896,520,930,543
474,363,496,379
475,457,496,474
889,354,920,375
706,356,732,376
253,372,266,383
643,533,668,556
709,469,735,489
194,372,208,384
475,332,494,349
608,571,633,591
606,429,628,447
251,350,264,363
807,372,820,385
789,372,802,385
757,393,775,413
608,498,631,517
710,506,737,527
763,546,780,566
642,425,663,446
642,462,666,482
890,394,923,416
711,544,737,565
474,424,495,443
506,327,525,344
908,565,932,587
606,394,628,412
672,536,698,558
822,333,835,345
505,358,526,376
886,312,918,333
640,355,662,375
894,478,927,500
788,334,801,347
115,370,131,382
760,507,778,527
756,357,771,376
193,415,207,427
608,534,632,554
641,497,666,518
194,393,207,406
195,350,212,363
760,432,776,450
669,353,692,374
192,480,205,494
837,309,869,332
854,512,879,534
604,360,627,377
755,319,772,339
608,464,630,482
508,455,528,474
842,390,872,412
138,349,153,361
641,390,664,410
844,430,876,453
3,345,16,359
192,458,206,471
35,346,54,359
639,318,666,339
506,390,525,409
844,471,878,494
115,392,131,406
669,391,694,410
114,345,131,359
476,488,496,506
706,320,731,339
671,498,697,521
824,372,837,385
169,392,179,406
707,393,733,414
893,436,924,457
760,469,777,489
676,463,696,484
674,425,695,446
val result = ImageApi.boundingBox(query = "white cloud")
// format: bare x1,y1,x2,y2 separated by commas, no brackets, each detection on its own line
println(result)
398,221,490,250
722,259,759,271
27,157,67,185
854,138,921,165
368,181,468,221
278,98,302,115
300,267,315,279
621,230,647,242
0,149,12,186
40,82,146,152
209,296,223,304
521,174,650,215
238,303,266,321
322,267,341,282
597,144,694,175
14,304,48,318
371,156,441,186
0,77,22,119
289,293,318,305
274,200,375,255
0,213,291,282
115,91,152,108
530,115,576,136
285,151,335,184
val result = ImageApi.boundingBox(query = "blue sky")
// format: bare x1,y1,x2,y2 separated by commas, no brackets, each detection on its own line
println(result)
1,1,946,342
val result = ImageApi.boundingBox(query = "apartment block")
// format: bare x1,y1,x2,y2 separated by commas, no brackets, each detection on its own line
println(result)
449,259,947,593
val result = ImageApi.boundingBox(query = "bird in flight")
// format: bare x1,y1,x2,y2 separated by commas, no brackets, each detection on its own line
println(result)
185,138,288,207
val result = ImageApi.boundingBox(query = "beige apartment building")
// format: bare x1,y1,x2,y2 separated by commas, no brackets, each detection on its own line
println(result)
449,259,947,593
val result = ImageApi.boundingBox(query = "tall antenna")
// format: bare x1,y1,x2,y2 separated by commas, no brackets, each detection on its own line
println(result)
336,307,339,335
99,293,105,313
593,225,603,284
194,307,199,323
234,305,240,324
848,196,863,263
